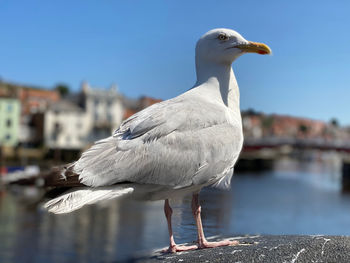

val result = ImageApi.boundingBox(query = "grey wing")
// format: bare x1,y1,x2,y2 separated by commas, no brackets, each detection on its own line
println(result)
73,97,242,188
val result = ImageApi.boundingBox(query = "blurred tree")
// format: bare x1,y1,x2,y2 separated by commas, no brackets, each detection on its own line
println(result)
245,108,260,116
330,118,339,127
299,124,309,134
54,84,70,97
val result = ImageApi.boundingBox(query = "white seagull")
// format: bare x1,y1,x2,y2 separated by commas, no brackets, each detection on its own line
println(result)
44,28,271,252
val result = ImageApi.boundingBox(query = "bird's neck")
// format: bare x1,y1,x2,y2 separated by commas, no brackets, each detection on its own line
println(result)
195,59,240,112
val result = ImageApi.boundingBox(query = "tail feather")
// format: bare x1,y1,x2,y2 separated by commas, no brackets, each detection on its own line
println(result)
43,185,134,214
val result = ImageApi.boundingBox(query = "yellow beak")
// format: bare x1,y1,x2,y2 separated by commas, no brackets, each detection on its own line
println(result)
235,41,271,55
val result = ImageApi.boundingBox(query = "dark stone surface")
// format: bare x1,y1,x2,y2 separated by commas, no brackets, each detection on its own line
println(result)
126,235,350,263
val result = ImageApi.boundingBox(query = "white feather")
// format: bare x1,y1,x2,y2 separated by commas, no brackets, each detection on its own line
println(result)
211,168,234,190
43,186,134,214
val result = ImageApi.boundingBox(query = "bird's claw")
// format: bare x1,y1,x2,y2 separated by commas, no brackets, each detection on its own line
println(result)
198,240,239,249
162,244,198,253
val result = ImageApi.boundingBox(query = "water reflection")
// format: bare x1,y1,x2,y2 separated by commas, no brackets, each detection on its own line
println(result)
1,157,350,262
0,188,234,262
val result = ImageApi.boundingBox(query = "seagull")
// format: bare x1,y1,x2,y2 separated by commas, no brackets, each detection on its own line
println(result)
44,28,271,253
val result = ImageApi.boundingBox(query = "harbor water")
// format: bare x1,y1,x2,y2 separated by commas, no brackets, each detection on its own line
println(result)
1,155,349,262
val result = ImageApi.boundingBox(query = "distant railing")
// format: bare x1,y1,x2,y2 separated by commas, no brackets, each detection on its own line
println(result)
244,137,350,152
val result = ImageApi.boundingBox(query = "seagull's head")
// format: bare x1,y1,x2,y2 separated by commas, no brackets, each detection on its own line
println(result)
196,28,271,65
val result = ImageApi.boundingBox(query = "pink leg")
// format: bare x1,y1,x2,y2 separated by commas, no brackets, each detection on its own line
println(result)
163,199,198,253
191,194,239,249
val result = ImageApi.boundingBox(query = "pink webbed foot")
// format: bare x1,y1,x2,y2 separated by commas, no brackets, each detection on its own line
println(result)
198,239,239,249
162,244,199,253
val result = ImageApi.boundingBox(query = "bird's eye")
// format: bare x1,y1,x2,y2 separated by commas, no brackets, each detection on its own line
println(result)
218,34,228,41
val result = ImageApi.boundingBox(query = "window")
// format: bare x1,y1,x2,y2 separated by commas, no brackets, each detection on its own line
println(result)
7,104,13,113
52,122,60,141
5,134,11,141
6,119,12,127
53,122,61,134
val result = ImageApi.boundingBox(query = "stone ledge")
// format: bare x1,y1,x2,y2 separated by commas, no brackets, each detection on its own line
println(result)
128,235,350,263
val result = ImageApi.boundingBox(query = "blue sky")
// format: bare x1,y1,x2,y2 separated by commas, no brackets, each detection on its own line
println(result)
1,1,350,124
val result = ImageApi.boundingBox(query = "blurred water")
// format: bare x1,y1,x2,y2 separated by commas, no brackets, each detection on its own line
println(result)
1,157,350,262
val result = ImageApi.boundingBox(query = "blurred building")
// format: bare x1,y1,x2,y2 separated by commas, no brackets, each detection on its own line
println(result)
242,114,263,139
0,81,62,147
18,87,60,146
242,110,350,144
18,87,60,115
0,79,167,163
0,81,20,98
81,82,123,141
44,100,88,149
0,98,20,147
44,82,124,150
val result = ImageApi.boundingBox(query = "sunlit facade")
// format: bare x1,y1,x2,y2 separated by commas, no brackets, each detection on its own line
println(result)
0,98,20,147
44,82,124,150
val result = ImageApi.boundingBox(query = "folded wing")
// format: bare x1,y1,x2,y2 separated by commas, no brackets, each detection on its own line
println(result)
73,95,243,188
